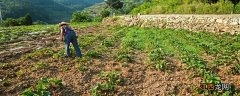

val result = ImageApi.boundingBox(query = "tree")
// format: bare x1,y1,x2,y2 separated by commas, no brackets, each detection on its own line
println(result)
18,14,33,25
208,0,219,3
24,14,33,25
230,0,240,13
199,0,219,3
100,9,111,18
105,0,124,9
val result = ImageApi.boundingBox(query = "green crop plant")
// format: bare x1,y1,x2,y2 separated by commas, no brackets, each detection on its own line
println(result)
149,48,166,62
95,45,108,54
229,63,240,75
149,48,169,70
78,35,103,49
85,50,101,58
92,71,123,96
101,38,115,47
115,54,133,63
114,26,240,95
53,49,65,59
120,62,128,67
21,78,63,96
35,62,49,69
77,65,88,72
22,48,55,60
155,60,167,71
61,65,70,72
0,63,10,69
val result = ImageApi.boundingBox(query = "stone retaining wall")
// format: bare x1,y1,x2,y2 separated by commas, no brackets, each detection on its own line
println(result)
103,14,240,34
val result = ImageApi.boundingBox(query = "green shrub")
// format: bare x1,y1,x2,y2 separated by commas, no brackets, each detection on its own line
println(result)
2,18,19,26
101,9,111,18
71,11,93,22
1,14,33,27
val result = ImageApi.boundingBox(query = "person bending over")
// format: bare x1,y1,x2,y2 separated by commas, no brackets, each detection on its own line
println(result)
59,22,82,57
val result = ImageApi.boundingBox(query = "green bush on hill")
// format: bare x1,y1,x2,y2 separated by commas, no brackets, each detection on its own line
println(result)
101,9,111,18
71,11,106,22
71,11,93,22
131,0,240,14
1,14,33,27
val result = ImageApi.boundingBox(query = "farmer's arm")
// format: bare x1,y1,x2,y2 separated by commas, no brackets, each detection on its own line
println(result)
60,27,65,41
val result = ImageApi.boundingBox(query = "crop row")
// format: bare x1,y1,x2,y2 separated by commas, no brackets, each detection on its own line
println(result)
116,26,239,95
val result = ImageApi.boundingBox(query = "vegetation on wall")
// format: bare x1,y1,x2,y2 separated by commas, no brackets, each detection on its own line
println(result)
131,0,240,14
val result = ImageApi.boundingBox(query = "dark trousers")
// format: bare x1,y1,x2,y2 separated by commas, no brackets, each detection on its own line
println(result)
64,31,82,57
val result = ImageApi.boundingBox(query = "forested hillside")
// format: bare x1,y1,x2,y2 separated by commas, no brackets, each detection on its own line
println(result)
132,0,240,14
1,0,103,23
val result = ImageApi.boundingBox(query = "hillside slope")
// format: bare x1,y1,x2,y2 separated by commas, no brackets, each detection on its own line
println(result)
1,0,103,23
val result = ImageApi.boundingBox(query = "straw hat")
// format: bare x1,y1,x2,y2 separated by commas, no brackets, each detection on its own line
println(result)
59,22,69,26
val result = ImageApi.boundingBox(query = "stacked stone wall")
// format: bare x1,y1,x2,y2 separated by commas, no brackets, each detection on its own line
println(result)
103,14,240,34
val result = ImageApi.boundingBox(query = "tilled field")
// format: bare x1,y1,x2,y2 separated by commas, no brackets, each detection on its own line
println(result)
0,24,239,96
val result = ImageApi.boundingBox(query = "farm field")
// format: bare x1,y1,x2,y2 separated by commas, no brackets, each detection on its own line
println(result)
0,23,240,96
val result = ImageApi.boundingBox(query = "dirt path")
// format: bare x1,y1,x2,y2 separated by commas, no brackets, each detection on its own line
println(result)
0,24,204,96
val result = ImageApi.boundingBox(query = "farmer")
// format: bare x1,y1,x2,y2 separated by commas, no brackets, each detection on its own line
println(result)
59,22,82,57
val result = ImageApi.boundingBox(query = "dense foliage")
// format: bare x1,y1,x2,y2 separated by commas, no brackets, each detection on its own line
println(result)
1,14,33,27
132,0,240,14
